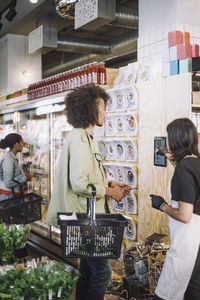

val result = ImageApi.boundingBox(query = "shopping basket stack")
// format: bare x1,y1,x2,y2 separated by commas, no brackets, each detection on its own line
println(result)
57,184,127,259
0,192,42,224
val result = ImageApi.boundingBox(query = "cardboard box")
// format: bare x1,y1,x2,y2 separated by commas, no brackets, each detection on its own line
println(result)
106,68,119,85
183,32,190,44
170,60,179,76
191,44,199,57
192,91,200,104
179,58,192,74
168,31,183,47
177,44,192,60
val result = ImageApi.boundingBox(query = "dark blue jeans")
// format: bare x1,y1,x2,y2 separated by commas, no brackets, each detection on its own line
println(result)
76,258,111,300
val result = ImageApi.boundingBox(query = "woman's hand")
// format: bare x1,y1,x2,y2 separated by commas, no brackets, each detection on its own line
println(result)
110,181,132,195
24,172,32,181
106,186,124,202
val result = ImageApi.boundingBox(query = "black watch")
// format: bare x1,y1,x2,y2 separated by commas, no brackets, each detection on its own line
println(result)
108,181,112,188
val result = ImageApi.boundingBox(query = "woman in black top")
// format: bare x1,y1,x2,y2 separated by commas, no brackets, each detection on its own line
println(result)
150,118,200,300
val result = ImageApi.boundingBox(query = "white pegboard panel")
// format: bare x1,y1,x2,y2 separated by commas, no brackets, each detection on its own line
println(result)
28,25,43,54
75,0,116,31
28,25,57,54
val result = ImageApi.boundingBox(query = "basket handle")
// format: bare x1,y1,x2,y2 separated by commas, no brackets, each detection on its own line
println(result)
87,184,96,221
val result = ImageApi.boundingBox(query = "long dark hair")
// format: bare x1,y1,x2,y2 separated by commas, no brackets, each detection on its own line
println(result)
167,118,200,163
0,133,22,149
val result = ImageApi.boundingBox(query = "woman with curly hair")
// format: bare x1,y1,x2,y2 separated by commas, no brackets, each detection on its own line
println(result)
150,118,200,300
46,84,131,300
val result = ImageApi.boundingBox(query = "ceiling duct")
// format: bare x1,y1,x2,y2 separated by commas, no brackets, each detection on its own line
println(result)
75,0,116,31
110,7,138,29
56,7,138,54
57,37,109,54
43,31,137,77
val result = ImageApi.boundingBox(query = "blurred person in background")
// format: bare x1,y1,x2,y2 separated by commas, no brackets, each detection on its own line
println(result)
0,133,32,200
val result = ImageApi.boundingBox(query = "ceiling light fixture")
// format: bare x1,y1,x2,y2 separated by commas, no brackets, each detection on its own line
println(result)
5,0,17,22
23,71,31,77
29,0,38,3
54,0,78,20
5,8,17,21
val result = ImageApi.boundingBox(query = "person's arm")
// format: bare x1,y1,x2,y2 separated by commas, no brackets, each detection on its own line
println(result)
2,157,26,188
162,201,193,223
105,186,124,202
69,134,106,198
107,180,132,195
150,162,196,223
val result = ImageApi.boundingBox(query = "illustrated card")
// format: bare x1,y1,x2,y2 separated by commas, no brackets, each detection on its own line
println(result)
125,192,138,214
124,86,138,110
105,115,115,137
125,113,138,136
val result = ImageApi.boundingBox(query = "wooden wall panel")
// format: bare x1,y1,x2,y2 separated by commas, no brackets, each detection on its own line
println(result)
137,73,191,242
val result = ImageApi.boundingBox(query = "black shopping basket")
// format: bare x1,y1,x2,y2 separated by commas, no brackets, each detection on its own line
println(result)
0,192,42,224
57,184,127,259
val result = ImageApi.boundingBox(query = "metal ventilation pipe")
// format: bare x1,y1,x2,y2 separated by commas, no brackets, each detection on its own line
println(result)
111,7,138,29
43,31,137,77
56,7,138,54
57,37,109,54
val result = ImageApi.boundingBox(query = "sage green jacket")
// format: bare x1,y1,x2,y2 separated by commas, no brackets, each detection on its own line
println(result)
45,128,107,227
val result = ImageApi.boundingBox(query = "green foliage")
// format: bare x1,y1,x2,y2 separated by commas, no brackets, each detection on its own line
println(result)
0,261,79,299
0,225,30,264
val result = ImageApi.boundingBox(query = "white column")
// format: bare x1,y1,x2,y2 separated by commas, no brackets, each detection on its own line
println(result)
0,34,42,96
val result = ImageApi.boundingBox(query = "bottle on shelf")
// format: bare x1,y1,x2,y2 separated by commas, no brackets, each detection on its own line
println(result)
91,62,99,84
98,62,106,85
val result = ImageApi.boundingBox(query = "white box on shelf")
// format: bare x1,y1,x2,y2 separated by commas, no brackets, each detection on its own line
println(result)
162,48,170,63
169,46,178,61
162,62,170,78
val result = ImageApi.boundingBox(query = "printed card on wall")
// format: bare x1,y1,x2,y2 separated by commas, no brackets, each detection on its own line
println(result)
97,141,106,160
124,139,138,162
104,164,116,181
114,198,125,212
114,89,125,111
114,165,126,182
124,216,137,240
41,177,48,196
124,165,137,188
115,114,125,136
125,113,138,136
105,115,115,137
106,90,115,112
114,140,126,161
104,140,115,161
125,191,138,214
124,86,138,110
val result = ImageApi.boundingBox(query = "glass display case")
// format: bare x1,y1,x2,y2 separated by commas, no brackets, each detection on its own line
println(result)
0,95,70,241
50,111,72,243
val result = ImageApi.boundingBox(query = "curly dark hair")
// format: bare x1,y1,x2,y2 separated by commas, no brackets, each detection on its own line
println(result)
65,84,109,128
167,118,200,164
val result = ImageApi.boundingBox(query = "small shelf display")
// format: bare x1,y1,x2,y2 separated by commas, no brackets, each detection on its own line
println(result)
94,84,138,244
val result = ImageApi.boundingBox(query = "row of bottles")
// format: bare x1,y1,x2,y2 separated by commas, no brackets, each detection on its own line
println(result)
28,62,106,100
